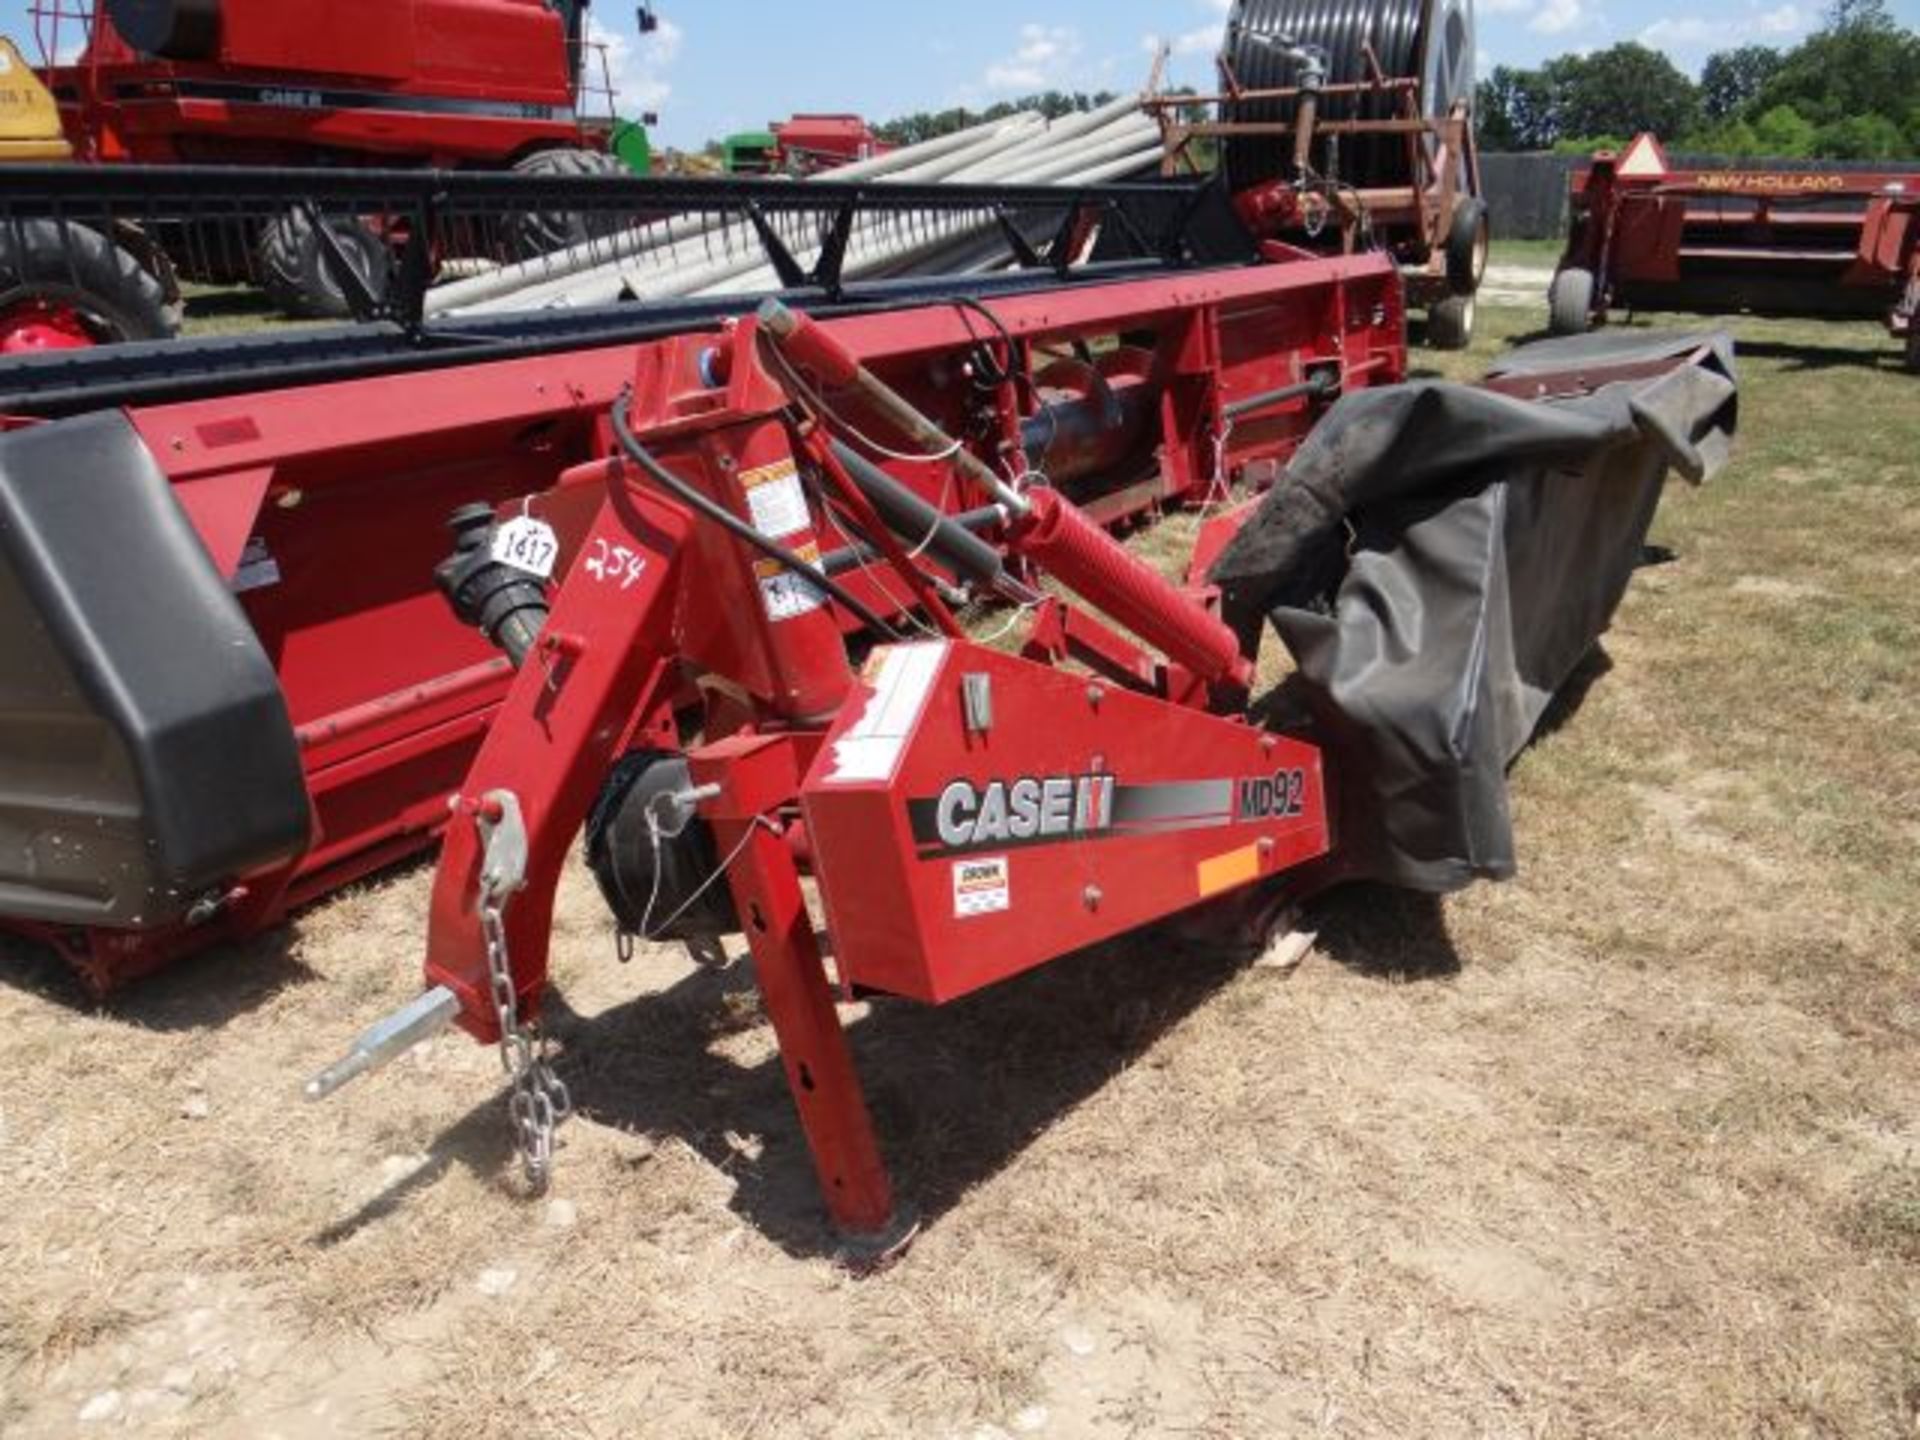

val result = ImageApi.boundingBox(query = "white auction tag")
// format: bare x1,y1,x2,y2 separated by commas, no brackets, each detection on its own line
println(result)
491,514,559,579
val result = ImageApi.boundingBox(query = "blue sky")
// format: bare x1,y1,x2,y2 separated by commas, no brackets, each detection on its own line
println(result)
6,0,1918,148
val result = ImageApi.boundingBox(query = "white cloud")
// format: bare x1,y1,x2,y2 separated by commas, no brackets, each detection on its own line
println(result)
1529,0,1585,34
585,14,682,116
1640,3,1805,47
1479,0,1534,13
1143,23,1227,58
983,23,1084,91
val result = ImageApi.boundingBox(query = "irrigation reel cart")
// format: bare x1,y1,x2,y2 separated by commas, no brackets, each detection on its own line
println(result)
1146,0,1487,350
1549,134,1920,372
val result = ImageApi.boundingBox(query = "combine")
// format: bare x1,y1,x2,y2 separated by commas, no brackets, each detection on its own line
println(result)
1549,134,1919,372
0,1,1740,1251
4,0,651,331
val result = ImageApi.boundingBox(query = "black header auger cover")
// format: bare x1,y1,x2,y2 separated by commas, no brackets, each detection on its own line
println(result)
1211,330,1739,892
0,412,310,929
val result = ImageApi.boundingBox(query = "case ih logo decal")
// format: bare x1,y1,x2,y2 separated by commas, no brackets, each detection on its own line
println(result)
924,774,1117,855
909,768,1312,859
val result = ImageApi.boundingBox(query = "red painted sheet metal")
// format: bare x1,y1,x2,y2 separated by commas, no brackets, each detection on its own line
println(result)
803,641,1330,1004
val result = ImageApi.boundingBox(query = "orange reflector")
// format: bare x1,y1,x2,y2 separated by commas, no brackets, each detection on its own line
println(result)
1197,843,1262,899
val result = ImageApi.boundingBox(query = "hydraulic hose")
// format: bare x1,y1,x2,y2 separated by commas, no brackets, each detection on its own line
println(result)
607,395,897,637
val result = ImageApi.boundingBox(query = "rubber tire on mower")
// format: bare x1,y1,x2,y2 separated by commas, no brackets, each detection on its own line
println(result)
504,147,629,262
0,219,180,346
1425,293,1476,351
1445,196,1490,298
1905,320,1919,375
256,210,392,321
1549,266,1596,337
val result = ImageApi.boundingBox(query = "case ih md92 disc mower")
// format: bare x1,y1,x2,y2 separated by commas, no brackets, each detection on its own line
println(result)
0,229,1739,1250
286,300,1734,1253
0,5,1737,1250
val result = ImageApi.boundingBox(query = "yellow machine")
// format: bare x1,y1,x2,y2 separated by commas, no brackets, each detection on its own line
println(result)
0,36,72,161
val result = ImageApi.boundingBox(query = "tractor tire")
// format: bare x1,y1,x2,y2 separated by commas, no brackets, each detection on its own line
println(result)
1445,196,1490,297
1905,320,1919,375
1425,293,1476,352
0,219,180,349
1549,266,1596,337
256,210,391,321
504,147,628,262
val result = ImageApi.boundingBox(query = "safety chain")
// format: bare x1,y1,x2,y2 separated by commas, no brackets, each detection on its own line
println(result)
475,793,571,1192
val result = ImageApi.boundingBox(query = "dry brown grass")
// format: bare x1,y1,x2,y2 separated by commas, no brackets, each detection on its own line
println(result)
1,305,1916,1438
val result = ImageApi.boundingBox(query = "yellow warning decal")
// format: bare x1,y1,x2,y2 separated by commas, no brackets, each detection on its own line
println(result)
737,457,811,540
1196,843,1262,899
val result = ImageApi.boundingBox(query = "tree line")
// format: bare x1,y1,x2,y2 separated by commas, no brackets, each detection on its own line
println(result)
1476,0,1919,159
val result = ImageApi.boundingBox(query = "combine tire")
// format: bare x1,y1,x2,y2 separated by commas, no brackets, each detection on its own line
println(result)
1426,293,1476,351
1445,196,1490,297
257,210,391,321
504,147,628,261
1549,267,1596,337
0,219,179,350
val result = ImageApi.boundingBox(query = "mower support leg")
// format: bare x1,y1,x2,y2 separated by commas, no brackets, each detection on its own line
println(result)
692,735,907,1253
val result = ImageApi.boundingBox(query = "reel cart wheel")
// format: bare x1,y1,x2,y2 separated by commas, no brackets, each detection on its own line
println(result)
1549,266,1596,337
1426,292,1476,350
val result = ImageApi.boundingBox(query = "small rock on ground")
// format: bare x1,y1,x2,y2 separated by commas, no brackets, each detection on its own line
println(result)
1059,1324,1097,1358
78,1390,123,1423
475,1266,518,1297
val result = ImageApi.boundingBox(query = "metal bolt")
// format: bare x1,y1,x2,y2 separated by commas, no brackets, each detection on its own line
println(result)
1261,734,1278,754
1082,884,1103,912
1258,837,1276,859
1086,684,1105,710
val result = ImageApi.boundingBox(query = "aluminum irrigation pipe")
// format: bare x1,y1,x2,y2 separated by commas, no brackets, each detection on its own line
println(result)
439,109,1163,315
428,115,1035,314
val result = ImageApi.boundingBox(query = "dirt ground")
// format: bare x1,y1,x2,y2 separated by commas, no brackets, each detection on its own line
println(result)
2,299,1916,1439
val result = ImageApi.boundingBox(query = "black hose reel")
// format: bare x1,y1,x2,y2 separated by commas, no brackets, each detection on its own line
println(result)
1220,0,1476,193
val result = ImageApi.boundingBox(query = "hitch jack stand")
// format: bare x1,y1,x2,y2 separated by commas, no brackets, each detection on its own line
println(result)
691,732,919,1264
